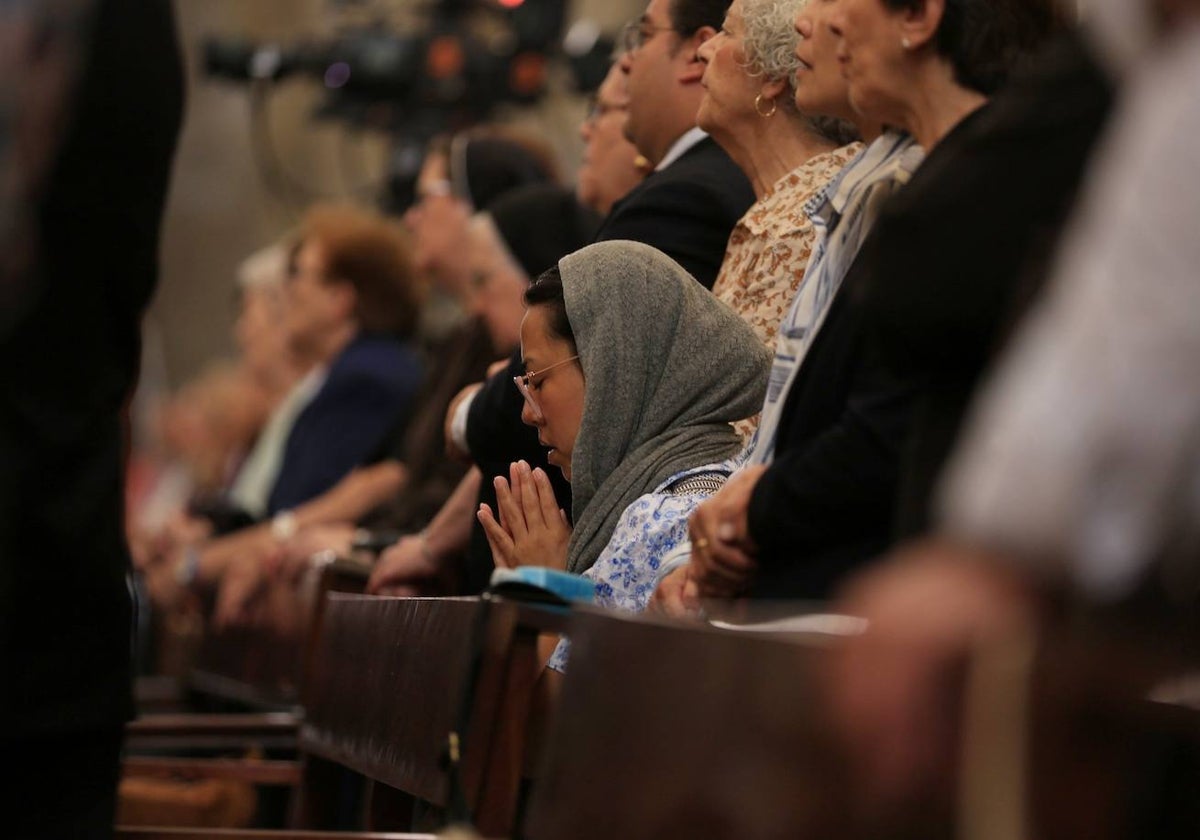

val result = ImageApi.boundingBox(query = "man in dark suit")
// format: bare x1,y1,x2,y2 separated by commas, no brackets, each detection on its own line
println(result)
0,0,183,835
600,0,754,289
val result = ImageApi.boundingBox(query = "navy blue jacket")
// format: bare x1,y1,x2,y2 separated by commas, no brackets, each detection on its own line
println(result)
268,333,422,513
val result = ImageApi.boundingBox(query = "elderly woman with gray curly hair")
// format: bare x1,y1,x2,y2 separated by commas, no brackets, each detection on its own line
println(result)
697,0,861,429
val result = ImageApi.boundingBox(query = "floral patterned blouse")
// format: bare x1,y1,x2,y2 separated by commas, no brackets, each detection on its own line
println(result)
713,144,863,439
546,458,742,673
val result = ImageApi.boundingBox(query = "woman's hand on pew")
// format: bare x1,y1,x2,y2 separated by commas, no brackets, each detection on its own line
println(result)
648,565,702,618
477,460,571,570
150,511,214,566
214,553,270,628
687,465,765,598
367,533,441,595
273,523,356,582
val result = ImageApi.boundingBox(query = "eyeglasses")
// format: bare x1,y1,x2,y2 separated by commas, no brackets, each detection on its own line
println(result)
619,18,677,54
513,355,579,421
584,95,629,125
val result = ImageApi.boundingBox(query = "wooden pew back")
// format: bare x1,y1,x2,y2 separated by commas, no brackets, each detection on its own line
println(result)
524,608,853,840
300,595,483,804
190,560,372,710
296,594,566,835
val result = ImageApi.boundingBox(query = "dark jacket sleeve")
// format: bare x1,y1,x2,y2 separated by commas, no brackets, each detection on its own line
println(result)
465,351,526,466
744,286,920,600
465,351,572,508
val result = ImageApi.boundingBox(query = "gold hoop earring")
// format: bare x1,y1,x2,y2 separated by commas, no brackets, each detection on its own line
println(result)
754,93,777,118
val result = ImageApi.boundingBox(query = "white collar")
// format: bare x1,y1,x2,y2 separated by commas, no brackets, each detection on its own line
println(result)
655,127,708,171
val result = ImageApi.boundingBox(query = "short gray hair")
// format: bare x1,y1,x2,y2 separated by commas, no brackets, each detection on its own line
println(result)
741,0,859,144
740,0,808,91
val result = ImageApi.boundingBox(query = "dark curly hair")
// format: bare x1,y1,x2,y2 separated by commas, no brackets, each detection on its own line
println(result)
882,0,1068,95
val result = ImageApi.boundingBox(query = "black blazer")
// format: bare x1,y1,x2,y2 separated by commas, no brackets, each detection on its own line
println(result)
858,32,1114,537
594,135,754,288
745,256,919,601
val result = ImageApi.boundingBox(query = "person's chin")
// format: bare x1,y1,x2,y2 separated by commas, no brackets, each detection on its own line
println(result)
546,449,572,482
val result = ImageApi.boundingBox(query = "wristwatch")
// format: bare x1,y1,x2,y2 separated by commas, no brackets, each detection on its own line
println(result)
271,510,298,542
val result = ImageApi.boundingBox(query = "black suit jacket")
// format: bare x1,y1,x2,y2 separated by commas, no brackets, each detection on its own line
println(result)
744,33,1113,599
594,135,754,288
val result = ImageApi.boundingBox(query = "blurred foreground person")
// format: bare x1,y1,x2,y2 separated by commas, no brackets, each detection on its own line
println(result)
827,0,1200,817
0,0,183,836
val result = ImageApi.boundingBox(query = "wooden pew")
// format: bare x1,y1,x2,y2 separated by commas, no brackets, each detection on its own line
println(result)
120,831,427,840
294,593,567,835
522,606,856,840
960,622,1200,840
122,559,373,828
522,605,1200,840
120,592,566,837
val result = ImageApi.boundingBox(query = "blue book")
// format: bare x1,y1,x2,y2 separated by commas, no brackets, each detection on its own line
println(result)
488,567,596,605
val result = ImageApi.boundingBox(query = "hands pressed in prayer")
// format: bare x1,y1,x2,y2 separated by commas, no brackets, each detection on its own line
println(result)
687,464,766,598
477,460,571,571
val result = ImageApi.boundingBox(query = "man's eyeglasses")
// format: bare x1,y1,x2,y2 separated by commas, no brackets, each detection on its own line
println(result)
584,95,629,125
619,18,677,54
514,355,579,422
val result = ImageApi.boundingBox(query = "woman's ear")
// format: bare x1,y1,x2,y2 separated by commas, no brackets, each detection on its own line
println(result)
759,76,789,104
897,0,944,52
677,26,717,83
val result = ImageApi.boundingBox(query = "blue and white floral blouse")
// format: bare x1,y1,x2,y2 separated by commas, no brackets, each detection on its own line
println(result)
547,457,740,672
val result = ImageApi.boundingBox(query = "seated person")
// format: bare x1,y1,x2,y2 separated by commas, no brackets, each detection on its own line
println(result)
267,203,424,513
147,203,425,611
404,124,559,339
475,240,769,650
141,242,308,551
213,186,594,622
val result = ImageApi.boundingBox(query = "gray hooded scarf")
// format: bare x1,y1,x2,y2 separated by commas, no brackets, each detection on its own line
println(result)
559,240,771,574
